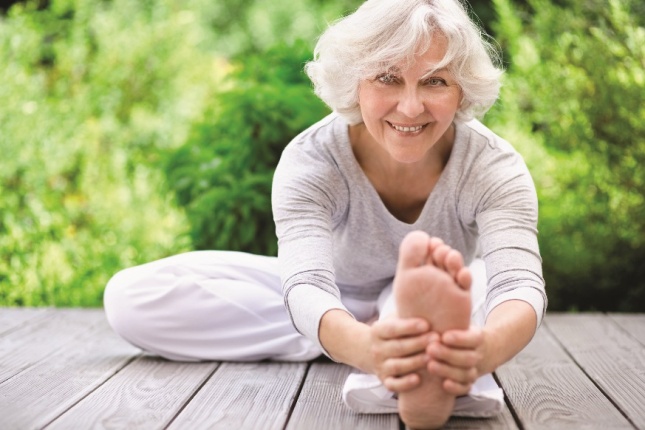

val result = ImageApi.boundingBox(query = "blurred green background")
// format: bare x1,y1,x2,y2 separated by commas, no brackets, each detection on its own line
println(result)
0,0,643,311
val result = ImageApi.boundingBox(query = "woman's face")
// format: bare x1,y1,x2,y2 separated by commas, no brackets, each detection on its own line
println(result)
357,37,462,165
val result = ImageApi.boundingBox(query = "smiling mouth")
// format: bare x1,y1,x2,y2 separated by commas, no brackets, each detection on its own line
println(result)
387,121,427,133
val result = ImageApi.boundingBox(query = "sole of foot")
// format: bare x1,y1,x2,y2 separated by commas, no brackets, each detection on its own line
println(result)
393,231,471,429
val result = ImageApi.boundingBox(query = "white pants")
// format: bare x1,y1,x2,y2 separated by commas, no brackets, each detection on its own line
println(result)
104,251,488,362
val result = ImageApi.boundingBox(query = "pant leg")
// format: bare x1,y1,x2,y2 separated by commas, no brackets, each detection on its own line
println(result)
103,251,321,362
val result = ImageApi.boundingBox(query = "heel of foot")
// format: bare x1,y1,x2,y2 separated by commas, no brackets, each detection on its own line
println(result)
399,404,452,430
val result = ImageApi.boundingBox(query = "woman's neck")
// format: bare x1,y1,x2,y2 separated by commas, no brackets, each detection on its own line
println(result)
348,122,456,224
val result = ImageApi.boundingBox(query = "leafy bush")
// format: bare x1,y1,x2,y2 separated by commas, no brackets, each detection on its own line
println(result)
0,0,226,306
3,0,643,312
0,0,365,307
488,0,645,311
164,41,330,256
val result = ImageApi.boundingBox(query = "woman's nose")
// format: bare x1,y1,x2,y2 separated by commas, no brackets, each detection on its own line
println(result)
397,87,425,118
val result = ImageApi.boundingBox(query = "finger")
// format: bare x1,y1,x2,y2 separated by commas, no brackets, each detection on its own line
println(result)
441,328,484,349
382,353,429,377
443,379,472,396
427,360,478,385
427,341,481,368
373,318,430,340
383,373,422,393
379,334,434,358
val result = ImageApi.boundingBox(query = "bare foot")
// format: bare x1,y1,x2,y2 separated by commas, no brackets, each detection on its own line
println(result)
394,231,471,429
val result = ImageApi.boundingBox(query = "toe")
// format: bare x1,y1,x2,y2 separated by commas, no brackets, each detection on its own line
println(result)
445,249,464,279
398,231,432,270
456,267,472,291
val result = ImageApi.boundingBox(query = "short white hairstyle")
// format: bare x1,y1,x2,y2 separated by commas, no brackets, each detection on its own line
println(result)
305,0,503,125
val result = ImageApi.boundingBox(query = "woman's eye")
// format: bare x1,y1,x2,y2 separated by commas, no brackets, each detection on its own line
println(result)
425,77,447,86
376,73,397,84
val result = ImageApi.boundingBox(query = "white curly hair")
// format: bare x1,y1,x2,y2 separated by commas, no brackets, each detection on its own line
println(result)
305,0,504,125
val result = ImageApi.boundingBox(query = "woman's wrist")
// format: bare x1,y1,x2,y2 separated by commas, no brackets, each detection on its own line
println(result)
479,300,538,375
478,326,500,375
318,309,373,372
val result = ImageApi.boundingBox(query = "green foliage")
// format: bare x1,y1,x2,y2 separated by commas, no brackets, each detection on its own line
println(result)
0,0,362,307
192,0,364,56
3,0,644,312
488,0,645,311
0,0,226,306
164,41,330,255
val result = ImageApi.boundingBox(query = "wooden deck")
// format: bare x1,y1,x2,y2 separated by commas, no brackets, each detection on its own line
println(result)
1,309,644,429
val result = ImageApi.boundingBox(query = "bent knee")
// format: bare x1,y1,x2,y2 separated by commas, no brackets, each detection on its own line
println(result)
103,269,145,342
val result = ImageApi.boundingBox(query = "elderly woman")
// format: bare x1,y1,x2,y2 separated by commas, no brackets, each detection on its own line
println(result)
104,0,546,428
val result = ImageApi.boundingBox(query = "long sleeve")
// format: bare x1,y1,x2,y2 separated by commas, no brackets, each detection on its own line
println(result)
271,117,351,353
459,123,547,326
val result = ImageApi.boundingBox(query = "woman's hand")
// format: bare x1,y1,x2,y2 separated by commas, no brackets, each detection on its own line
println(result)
368,316,434,393
425,325,486,396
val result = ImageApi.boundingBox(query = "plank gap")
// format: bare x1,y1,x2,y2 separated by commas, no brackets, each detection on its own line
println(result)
0,309,111,385
0,307,53,337
281,360,313,430
543,319,639,429
41,353,143,429
493,372,524,430
608,313,645,348
164,361,221,430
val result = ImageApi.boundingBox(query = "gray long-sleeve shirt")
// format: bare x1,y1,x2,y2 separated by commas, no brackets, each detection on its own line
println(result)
272,113,546,351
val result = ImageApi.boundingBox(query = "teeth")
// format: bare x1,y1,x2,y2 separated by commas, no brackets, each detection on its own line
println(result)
391,123,423,132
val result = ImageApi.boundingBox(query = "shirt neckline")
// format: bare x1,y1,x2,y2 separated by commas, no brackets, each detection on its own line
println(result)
334,118,462,227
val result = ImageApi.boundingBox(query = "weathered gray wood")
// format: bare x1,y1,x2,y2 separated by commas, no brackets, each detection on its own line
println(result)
168,361,307,429
1,308,643,430
443,404,518,429
286,363,399,430
47,356,218,430
0,308,108,384
546,313,645,429
608,313,645,347
0,307,52,336
0,311,140,430
496,323,633,429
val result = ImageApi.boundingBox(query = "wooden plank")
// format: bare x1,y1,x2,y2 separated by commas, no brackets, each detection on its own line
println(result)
168,361,307,429
608,313,645,346
443,404,518,429
286,363,399,430
546,313,645,429
0,308,108,384
0,307,52,336
0,312,140,429
495,323,632,429
47,356,218,430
